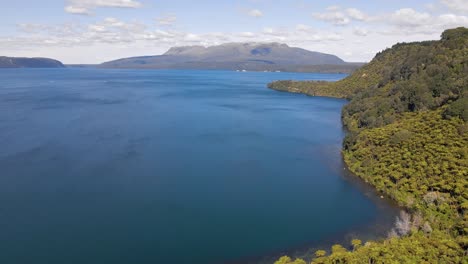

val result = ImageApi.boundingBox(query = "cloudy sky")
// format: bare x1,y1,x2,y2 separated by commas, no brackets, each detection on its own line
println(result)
1,0,468,63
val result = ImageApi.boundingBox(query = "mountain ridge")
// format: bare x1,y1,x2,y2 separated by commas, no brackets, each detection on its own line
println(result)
99,42,358,73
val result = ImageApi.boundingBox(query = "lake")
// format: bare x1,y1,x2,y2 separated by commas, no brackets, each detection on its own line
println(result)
0,69,397,264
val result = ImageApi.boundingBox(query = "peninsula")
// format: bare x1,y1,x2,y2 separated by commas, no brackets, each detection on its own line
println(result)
270,27,468,263
0,56,65,68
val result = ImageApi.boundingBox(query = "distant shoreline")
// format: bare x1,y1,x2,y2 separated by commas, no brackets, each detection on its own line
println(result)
64,64,363,74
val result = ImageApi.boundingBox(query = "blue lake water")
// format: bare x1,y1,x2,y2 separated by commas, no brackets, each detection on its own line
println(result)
0,69,396,264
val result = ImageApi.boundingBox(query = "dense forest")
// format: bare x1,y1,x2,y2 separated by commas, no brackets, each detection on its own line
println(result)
269,27,468,263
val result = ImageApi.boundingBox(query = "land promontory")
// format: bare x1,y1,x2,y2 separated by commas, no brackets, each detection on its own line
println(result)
0,56,65,68
270,27,468,263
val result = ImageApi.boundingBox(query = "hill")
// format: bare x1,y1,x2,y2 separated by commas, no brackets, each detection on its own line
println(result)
269,27,468,263
100,42,360,73
0,57,65,68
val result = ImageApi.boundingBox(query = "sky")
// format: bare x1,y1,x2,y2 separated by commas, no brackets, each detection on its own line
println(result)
1,0,467,64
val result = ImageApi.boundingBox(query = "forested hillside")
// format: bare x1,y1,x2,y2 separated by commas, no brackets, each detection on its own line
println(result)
269,27,468,263
0,57,65,68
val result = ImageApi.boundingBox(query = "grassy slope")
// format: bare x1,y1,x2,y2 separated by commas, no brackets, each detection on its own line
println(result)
270,28,468,263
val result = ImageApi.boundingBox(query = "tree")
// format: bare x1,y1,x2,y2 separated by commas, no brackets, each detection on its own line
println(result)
351,239,362,251
315,250,326,257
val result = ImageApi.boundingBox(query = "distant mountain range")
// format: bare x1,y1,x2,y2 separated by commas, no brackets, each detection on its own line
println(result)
100,43,362,73
0,57,65,68
0,43,363,73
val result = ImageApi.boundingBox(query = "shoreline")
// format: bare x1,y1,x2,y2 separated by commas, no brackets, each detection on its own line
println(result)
226,95,402,263
262,30,468,261
266,87,350,101
226,155,401,264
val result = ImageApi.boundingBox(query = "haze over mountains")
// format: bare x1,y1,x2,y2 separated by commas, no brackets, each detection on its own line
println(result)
100,42,361,72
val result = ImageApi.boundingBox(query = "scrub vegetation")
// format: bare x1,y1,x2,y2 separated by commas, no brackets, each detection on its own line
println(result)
269,27,468,263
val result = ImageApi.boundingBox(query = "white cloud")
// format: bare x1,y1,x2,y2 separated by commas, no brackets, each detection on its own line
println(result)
239,32,256,38
65,0,142,15
390,8,432,27
313,11,350,26
296,24,313,32
425,3,438,11
263,27,275,34
4,3,468,64
440,0,468,13
157,15,177,26
326,5,341,11
103,17,125,27
346,8,368,21
88,24,107,32
314,7,369,25
438,13,468,26
248,9,263,18
65,5,90,15
4,18,350,56
381,8,468,35
353,27,369,36
184,33,201,42
313,5,467,33
315,33,344,41
17,23,47,33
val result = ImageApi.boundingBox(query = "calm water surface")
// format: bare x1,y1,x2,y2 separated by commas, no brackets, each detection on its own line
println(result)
0,69,396,264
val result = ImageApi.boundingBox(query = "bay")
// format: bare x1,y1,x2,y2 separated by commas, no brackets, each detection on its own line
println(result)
0,69,397,264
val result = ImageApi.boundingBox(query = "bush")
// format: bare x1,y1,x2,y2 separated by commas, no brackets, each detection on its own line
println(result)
443,97,468,121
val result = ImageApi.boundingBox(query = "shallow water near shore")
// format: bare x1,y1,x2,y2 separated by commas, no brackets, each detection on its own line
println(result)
0,69,398,264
